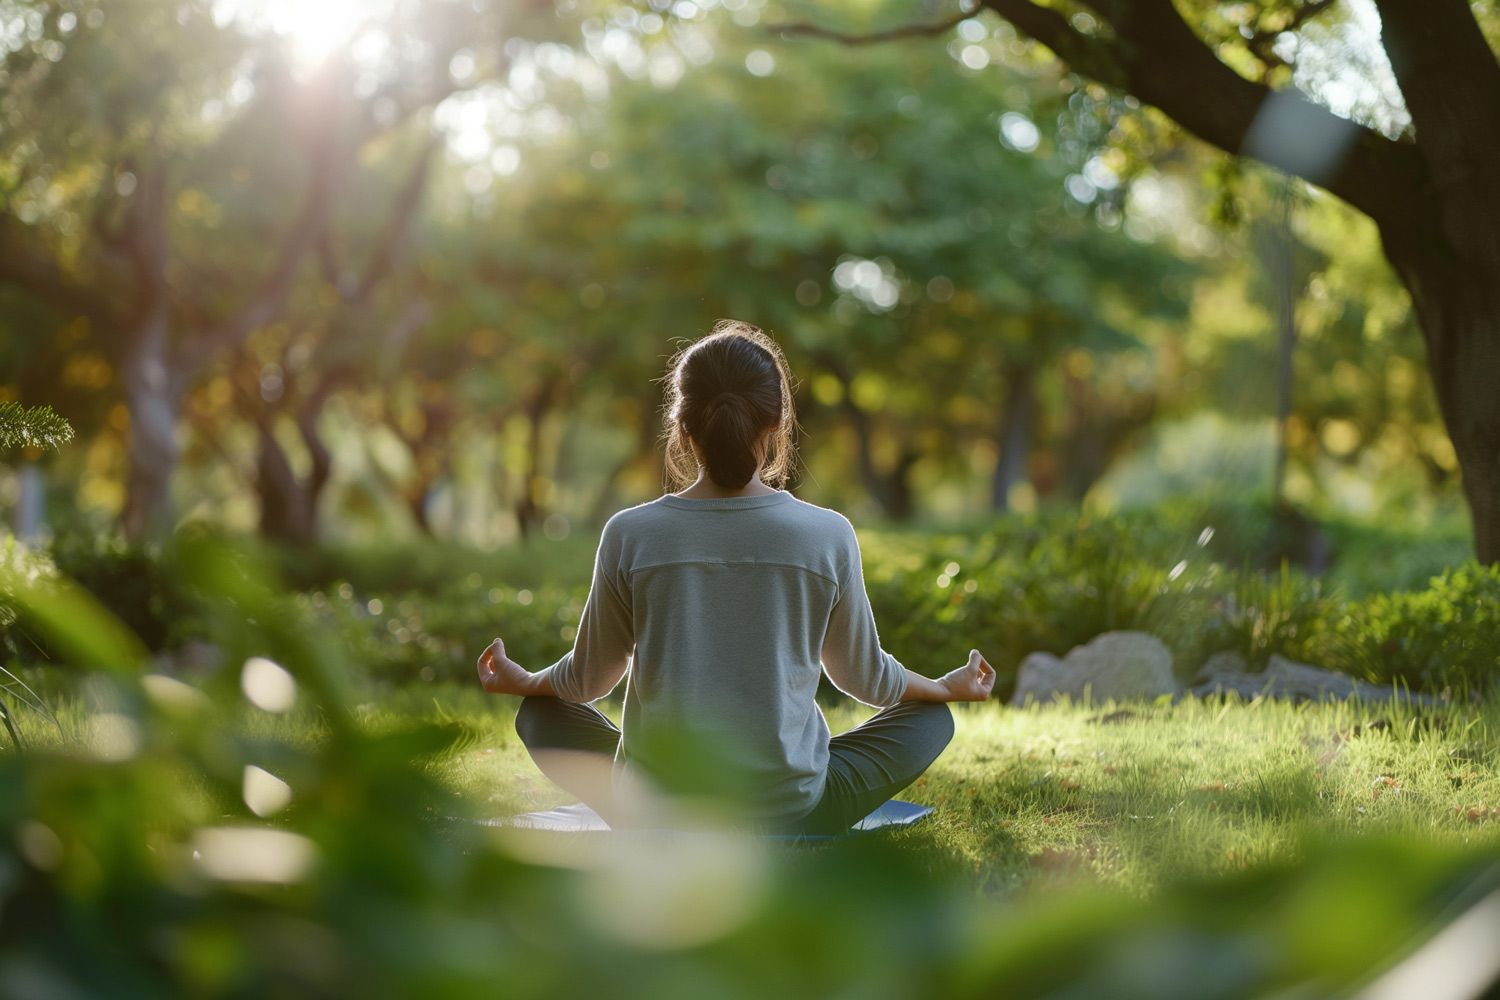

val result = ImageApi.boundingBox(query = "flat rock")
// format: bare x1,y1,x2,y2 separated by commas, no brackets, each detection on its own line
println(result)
1191,653,1438,705
1011,631,1178,706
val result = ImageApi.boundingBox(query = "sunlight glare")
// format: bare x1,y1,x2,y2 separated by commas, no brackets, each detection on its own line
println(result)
217,0,372,66
273,0,363,62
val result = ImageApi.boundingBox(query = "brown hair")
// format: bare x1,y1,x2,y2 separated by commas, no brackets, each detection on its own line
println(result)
662,320,798,491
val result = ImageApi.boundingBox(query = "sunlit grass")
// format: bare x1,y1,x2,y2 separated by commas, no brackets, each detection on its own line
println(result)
14,687,1499,897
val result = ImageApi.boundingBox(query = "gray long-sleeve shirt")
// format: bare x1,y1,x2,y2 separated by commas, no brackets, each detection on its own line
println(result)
543,490,908,823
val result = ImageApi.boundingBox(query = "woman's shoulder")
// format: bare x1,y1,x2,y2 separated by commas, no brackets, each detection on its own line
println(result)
780,493,857,535
603,491,853,539
601,497,671,536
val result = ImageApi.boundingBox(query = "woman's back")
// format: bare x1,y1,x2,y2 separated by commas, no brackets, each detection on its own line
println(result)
549,489,908,825
488,321,986,834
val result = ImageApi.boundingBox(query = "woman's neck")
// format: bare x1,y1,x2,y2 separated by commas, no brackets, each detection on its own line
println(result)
674,468,779,499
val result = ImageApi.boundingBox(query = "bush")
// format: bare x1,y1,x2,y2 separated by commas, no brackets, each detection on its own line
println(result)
1332,563,1500,695
862,510,1490,695
865,511,1299,691
20,503,1488,698
305,578,587,685
1169,566,1345,676
266,534,600,594
45,532,200,652
1321,516,1475,596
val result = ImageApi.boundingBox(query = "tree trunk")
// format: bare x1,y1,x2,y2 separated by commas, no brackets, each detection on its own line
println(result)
1267,184,1298,509
1369,0,1500,564
254,416,318,545
405,472,438,536
120,313,180,541
1379,220,1500,564
118,167,178,542
885,448,920,521
991,364,1037,511
590,411,655,524
1057,373,1158,502
843,397,900,518
514,382,557,540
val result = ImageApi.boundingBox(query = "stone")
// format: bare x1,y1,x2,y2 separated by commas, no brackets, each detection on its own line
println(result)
1010,631,1178,706
1190,652,1439,705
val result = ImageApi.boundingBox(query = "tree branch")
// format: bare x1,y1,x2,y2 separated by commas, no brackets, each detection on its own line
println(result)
347,138,439,304
766,9,973,46
766,0,1420,220
176,65,350,379
975,0,1426,221
180,128,342,377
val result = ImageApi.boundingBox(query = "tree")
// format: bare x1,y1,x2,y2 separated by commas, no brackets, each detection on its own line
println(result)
773,0,1500,561
0,0,543,540
547,22,1190,518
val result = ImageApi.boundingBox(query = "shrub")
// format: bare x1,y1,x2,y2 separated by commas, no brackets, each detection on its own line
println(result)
267,534,600,594
866,513,1233,691
1331,563,1500,695
1165,566,1345,676
44,532,202,652
303,579,587,686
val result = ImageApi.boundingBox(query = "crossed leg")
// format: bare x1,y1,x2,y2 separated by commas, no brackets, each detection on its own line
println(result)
515,696,955,835
789,701,955,836
513,696,627,822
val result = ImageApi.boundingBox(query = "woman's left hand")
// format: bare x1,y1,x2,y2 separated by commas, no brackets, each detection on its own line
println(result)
476,637,533,695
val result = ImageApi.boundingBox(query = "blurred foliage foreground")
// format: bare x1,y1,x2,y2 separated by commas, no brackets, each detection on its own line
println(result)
0,520,1497,996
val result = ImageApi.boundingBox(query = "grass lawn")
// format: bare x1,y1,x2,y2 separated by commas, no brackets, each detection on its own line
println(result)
348,686,1500,893
9,680,1500,996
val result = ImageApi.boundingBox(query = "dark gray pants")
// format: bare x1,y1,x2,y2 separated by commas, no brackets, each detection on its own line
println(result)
514,697,954,836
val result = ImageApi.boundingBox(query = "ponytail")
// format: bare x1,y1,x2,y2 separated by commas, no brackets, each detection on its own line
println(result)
663,321,798,491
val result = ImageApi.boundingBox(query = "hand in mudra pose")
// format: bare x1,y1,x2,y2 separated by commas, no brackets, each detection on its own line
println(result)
477,637,555,697
938,650,996,702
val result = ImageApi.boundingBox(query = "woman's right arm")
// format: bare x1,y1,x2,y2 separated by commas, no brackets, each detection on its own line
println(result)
899,651,995,703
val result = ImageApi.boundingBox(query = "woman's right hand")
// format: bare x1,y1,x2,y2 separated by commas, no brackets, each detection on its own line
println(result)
477,637,533,695
939,649,996,702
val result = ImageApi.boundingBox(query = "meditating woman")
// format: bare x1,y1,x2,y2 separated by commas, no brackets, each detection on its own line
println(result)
476,320,995,834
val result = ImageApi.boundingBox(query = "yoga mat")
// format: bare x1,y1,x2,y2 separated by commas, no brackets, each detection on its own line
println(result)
474,799,934,840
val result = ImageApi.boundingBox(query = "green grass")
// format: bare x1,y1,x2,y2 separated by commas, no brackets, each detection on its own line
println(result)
117,685,1493,896
7,684,1500,997
12,676,1500,899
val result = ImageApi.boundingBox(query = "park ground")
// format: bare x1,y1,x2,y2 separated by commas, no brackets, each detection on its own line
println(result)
3,513,1499,996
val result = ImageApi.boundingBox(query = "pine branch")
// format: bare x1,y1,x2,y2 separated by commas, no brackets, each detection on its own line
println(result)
0,402,75,452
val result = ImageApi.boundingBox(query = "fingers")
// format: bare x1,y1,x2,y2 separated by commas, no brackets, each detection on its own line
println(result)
476,638,502,689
